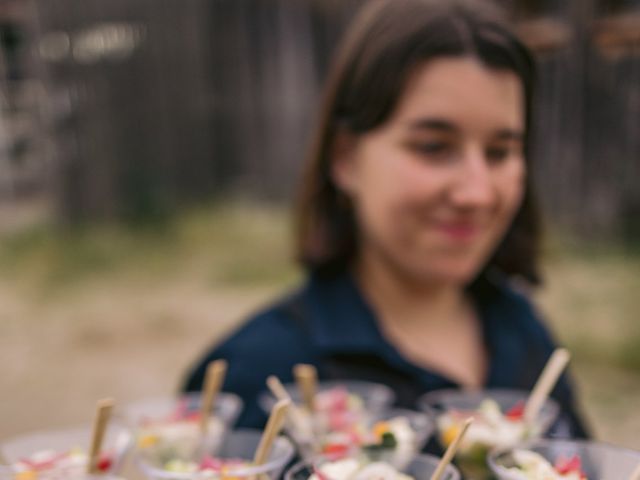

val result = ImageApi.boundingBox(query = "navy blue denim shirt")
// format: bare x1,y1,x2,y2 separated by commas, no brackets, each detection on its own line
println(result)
183,271,589,447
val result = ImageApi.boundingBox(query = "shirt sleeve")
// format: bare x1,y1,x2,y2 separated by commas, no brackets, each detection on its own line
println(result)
507,287,592,439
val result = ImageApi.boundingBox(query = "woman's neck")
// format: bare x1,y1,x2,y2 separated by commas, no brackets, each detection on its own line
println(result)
354,248,468,328
352,247,487,388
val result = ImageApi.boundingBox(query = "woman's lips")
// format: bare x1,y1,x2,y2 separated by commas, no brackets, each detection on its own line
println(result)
435,222,482,242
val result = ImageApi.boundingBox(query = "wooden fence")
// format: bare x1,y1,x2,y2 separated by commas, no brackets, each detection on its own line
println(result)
2,0,638,236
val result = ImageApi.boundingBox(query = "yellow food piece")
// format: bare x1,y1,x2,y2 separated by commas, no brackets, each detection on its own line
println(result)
441,424,460,446
221,466,242,480
372,421,390,439
15,471,38,480
137,434,159,448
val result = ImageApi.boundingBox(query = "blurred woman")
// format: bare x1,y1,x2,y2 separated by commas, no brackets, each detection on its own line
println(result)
184,0,588,439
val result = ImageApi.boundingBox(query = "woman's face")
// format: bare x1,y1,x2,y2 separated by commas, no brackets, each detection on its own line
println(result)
333,57,526,286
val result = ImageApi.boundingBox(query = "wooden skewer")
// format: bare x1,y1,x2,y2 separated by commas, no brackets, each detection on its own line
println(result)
87,398,115,474
524,348,571,423
253,399,291,466
293,364,317,412
430,417,473,480
199,360,228,435
266,376,312,439
266,375,291,403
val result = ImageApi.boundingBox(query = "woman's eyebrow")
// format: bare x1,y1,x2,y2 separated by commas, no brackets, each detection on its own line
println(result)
493,129,524,141
406,119,524,141
407,118,458,133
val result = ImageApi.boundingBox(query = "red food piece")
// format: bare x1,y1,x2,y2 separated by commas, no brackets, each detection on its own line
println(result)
322,443,350,457
96,454,112,472
319,388,349,412
171,397,191,421
182,411,202,422
199,456,224,471
198,457,248,472
554,454,585,477
20,452,69,471
328,411,353,431
505,401,525,421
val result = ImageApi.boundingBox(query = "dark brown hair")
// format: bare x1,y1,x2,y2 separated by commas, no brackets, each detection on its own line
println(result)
296,0,542,285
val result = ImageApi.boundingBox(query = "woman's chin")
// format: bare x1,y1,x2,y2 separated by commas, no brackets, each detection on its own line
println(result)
406,261,484,287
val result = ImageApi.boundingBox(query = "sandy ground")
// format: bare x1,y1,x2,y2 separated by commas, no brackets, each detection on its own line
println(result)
1,201,639,480
0,275,282,480
2,272,640,444
0,280,279,437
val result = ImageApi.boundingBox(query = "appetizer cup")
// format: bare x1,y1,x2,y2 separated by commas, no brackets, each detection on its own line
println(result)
285,452,461,480
135,429,295,480
1,422,132,477
123,392,242,456
418,389,559,480
488,439,640,480
259,380,394,456
317,408,434,467
124,393,243,429
259,380,395,415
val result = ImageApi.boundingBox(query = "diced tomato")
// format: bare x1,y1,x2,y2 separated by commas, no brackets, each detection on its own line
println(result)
20,451,68,471
183,411,202,422
322,443,350,457
328,389,349,412
554,454,585,477
329,411,354,430
96,453,112,472
505,401,525,421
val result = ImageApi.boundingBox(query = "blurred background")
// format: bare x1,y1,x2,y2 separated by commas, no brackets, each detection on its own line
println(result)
0,0,639,456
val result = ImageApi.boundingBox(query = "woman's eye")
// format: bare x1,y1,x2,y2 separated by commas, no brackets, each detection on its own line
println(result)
409,141,454,158
486,146,510,163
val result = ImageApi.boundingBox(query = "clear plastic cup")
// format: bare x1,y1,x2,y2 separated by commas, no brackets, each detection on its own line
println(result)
285,453,461,480
360,408,434,454
258,380,395,415
488,439,640,479
311,408,434,467
0,421,132,477
123,393,243,460
123,393,243,429
418,389,559,480
258,380,395,457
135,429,295,480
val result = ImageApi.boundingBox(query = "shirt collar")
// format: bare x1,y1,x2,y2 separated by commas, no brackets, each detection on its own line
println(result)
298,269,526,380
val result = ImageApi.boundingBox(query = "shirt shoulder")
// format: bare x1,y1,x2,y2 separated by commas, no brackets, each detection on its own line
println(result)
187,292,316,384
486,276,556,350
220,301,311,357
182,289,320,427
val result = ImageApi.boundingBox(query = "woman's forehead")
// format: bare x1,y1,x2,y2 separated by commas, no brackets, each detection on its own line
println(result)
390,56,525,134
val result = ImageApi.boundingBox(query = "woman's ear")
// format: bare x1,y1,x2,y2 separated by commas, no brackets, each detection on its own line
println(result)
330,130,359,196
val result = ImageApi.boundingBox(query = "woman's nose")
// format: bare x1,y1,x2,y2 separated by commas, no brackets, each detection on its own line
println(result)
448,147,495,209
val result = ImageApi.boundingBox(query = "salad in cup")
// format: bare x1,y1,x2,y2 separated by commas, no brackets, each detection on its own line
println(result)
317,408,433,467
418,389,559,479
489,439,640,480
285,452,461,480
136,399,294,480
123,392,242,461
135,430,294,479
259,377,395,457
1,423,131,479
